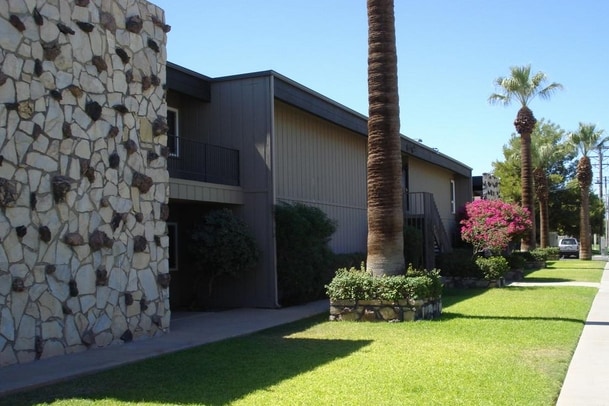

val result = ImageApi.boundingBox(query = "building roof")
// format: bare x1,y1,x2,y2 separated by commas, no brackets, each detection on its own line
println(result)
166,63,472,178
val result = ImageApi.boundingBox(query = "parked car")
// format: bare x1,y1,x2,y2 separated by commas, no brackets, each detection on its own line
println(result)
558,238,579,258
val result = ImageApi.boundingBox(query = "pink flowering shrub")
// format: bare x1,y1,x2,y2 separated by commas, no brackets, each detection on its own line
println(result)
460,199,532,254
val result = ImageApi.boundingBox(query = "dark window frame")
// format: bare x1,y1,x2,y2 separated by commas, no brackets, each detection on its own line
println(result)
167,222,178,271
167,107,179,157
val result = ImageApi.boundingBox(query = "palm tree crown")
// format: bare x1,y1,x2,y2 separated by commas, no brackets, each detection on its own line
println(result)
570,123,607,159
488,65,563,108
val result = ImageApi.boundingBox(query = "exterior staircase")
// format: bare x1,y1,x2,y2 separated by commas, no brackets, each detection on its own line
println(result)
404,192,452,270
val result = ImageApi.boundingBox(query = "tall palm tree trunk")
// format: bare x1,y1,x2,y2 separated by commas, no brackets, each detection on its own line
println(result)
366,0,404,276
533,168,549,248
580,188,591,260
578,156,593,260
515,106,537,251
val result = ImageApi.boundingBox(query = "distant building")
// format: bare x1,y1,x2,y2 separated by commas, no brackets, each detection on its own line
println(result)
473,173,500,200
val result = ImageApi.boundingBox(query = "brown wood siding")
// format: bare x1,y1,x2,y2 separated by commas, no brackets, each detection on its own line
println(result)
210,77,277,307
275,101,367,253
167,76,278,308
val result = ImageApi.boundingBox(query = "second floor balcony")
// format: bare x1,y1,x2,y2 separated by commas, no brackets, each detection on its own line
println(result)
167,136,240,186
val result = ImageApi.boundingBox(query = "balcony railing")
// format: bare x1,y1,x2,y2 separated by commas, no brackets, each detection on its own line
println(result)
167,136,240,186
404,192,452,270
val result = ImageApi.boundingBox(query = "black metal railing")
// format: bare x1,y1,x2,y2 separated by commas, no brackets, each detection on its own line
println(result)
167,136,240,186
404,192,453,270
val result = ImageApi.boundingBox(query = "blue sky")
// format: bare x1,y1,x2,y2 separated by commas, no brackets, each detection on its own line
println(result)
153,0,608,176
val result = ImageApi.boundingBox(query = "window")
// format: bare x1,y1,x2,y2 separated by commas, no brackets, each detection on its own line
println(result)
167,107,179,156
167,222,178,271
450,180,456,214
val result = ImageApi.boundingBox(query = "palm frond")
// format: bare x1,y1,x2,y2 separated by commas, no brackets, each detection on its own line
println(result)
569,123,606,157
489,64,562,108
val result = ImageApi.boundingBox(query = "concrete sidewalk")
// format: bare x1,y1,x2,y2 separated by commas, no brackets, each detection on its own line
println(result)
556,261,609,406
0,300,329,397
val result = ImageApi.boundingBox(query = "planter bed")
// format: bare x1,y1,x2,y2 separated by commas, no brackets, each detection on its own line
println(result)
329,298,442,322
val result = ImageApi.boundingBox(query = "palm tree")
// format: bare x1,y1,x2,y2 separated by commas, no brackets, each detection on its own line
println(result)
531,128,563,248
569,123,607,260
489,65,563,251
366,0,404,276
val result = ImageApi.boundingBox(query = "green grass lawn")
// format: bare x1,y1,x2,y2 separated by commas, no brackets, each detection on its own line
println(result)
1,285,598,406
525,259,605,283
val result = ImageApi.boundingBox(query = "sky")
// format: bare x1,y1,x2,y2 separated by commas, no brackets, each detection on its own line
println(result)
152,0,609,177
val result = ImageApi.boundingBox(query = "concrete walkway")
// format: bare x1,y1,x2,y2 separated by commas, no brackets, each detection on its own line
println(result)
0,300,329,397
555,260,609,406
0,263,607,404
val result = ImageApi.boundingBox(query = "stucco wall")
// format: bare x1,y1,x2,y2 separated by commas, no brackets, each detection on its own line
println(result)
0,0,170,366
408,157,455,228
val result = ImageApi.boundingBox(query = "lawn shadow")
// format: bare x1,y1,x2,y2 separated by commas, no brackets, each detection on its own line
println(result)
441,287,490,308
522,277,575,283
440,312,586,325
0,315,372,406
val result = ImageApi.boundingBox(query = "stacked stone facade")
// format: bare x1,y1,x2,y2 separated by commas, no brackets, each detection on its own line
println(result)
0,0,170,366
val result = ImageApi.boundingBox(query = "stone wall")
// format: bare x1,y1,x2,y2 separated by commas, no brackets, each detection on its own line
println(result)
329,298,442,322
0,0,171,366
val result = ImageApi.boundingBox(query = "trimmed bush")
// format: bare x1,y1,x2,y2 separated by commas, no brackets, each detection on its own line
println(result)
510,251,536,263
275,202,337,306
475,256,510,280
531,248,555,261
507,252,527,269
325,265,442,302
510,250,547,268
543,247,560,260
436,248,482,278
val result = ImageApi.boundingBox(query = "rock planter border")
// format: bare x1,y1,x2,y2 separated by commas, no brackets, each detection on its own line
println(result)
441,277,505,289
329,298,442,322
524,261,546,270
441,267,529,289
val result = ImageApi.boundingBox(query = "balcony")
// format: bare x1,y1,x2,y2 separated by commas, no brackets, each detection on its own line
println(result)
167,136,240,186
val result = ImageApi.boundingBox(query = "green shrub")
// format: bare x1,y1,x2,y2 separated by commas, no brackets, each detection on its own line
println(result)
436,248,482,278
405,265,443,299
475,256,510,280
507,252,526,269
275,202,337,306
325,265,442,301
510,251,536,263
545,247,560,260
531,248,556,261
189,209,259,298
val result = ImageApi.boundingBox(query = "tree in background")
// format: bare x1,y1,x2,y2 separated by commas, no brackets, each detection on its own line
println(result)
489,65,563,251
549,187,605,238
531,122,570,247
492,136,522,203
460,199,532,255
366,0,404,276
569,123,607,260
493,120,574,246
